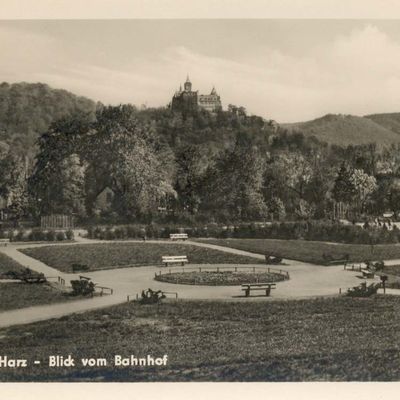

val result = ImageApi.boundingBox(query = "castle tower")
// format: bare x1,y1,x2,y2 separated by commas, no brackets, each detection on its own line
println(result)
184,75,192,92
170,76,221,113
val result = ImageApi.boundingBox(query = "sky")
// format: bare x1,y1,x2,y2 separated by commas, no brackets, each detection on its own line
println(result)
2,19,400,122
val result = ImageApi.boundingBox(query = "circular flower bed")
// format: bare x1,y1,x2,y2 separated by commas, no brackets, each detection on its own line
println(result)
154,270,287,286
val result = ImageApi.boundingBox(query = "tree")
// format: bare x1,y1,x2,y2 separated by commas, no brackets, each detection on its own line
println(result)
84,105,176,219
332,163,356,204
350,169,377,213
111,137,176,218
276,152,312,199
174,144,207,214
296,199,316,220
30,153,86,216
267,197,286,220
0,144,29,220
30,105,176,220
202,142,268,220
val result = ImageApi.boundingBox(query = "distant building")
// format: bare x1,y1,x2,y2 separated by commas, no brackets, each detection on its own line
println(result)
95,186,115,213
170,76,222,113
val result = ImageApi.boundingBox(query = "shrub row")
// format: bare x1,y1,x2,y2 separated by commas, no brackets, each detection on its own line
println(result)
0,229,74,242
86,220,400,245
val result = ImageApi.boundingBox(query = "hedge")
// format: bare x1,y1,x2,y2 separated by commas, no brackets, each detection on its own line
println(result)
86,220,400,245
0,228,74,242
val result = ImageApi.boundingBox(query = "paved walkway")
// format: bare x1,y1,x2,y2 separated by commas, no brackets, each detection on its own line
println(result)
0,238,383,328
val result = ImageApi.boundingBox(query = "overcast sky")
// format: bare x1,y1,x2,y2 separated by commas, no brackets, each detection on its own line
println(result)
2,20,400,122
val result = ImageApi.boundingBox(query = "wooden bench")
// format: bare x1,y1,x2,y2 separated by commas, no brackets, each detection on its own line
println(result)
361,269,375,279
0,238,10,246
161,255,188,267
344,263,362,271
79,275,92,281
170,233,188,241
265,252,282,265
241,283,276,297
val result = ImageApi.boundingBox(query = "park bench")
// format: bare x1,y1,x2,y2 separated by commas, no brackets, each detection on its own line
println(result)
361,268,375,279
161,255,188,267
169,233,188,241
241,283,276,297
322,253,350,266
344,263,362,271
0,238,10,246
265,252,282,265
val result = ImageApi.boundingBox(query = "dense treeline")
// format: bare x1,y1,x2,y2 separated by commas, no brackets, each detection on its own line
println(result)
0,82,97,158
3,100,400,225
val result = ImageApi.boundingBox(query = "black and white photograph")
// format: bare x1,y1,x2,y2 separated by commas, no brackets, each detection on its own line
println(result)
2,1,400,397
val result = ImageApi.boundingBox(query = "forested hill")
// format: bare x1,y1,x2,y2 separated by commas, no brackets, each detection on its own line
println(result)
134,106,274,155
0,82,97,157
365,112,400,136
281,114,400,147
3,81,400,158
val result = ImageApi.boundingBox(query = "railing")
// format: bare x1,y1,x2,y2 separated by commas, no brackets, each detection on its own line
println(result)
46,276,66,286
154,265,290,279
96,286,113,296
127,294,137,302
162,291,179,299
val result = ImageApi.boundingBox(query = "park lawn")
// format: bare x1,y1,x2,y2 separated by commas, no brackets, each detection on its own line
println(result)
199,238,400,265
1,296,400,381
0,283,73,311
0,253,25,277
20,243,264,272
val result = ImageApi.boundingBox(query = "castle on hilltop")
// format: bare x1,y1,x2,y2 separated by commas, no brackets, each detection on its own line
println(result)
170,76,222,113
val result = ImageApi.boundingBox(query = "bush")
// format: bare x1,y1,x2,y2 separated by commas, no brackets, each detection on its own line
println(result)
8,228,72,242
83,220,400,245
46,230,57,241
65,230,74,240
70,279,95,296
15,230,25,241
56,231,66,241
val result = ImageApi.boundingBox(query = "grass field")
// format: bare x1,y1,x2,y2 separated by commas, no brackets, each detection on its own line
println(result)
200,238,400,264
1,296,400,381
20,243,264,272
0,253,25,277
0,283,74,311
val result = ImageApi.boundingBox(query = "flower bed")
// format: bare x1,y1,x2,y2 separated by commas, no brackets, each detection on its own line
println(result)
154,270,287,286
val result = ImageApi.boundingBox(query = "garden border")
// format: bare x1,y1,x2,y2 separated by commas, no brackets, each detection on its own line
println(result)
154,264,290,286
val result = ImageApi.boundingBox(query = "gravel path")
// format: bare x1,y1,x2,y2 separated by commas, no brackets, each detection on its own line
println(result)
0,238,381,328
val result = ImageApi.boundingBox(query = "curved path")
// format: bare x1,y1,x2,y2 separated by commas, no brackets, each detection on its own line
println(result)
0,238,380,328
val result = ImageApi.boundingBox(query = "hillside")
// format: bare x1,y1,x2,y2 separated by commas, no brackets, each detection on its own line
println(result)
364,112,400,136
0,82,97,157
281,114,400,147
